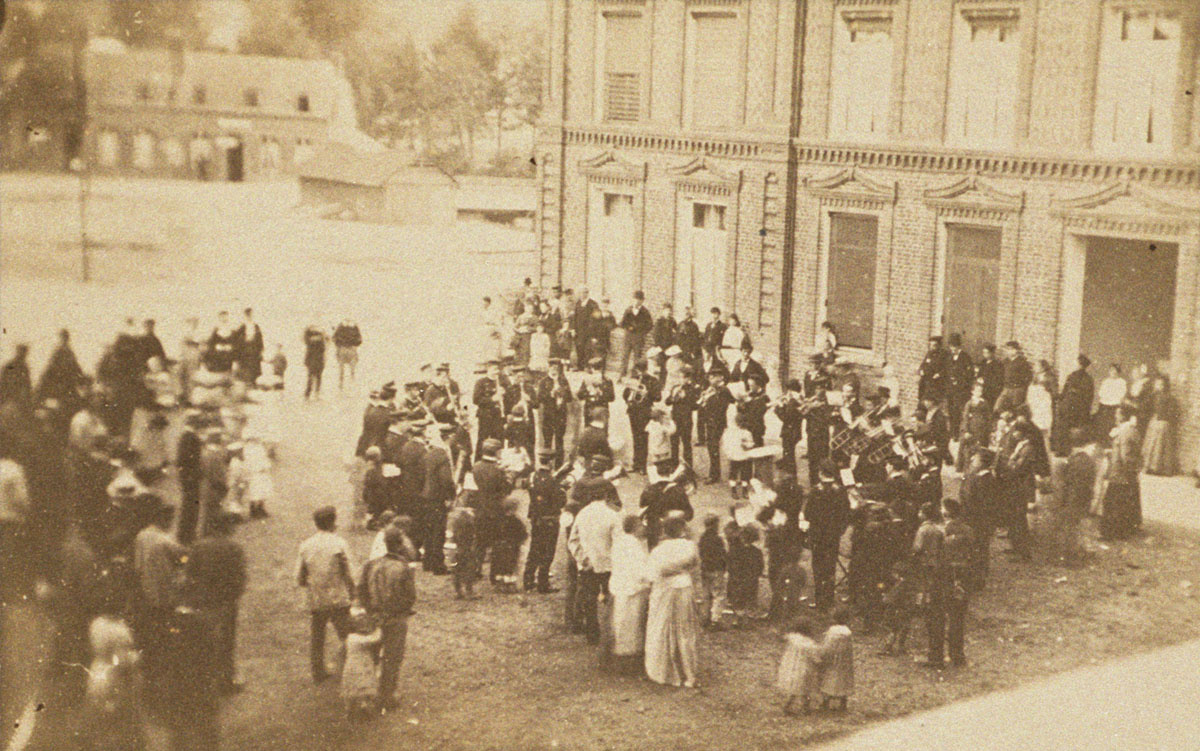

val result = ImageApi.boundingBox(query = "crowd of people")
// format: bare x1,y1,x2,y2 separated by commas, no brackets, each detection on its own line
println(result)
1,276,1193,744
0,308,363,750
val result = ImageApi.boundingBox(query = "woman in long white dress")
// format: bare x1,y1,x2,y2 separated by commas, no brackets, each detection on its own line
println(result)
644,511,701,688
609,514,651,674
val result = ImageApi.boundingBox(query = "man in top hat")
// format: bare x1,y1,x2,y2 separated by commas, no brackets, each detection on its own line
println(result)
536,358,573,468
619,290,654,377
473,361,505,461
573,288,601,368
945,333,975,435
420,422,457,574
624,361,662,475
524,450,566,593
775,379,807,479
728,341,769,388
652,303,677,366
918,335,950,406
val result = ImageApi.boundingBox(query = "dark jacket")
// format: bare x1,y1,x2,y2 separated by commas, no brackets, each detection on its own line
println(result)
1004,355,1034,391
620,305,653,336
423,445,456,505
698,529,727,572
652,315,677,349
676,318,702,359
355,403,392,457
332,324,362,348
186,536,247,607
358,554,416,616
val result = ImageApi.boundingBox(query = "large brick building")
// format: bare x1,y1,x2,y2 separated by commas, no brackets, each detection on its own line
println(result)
83,46,360,181
536,0,1200,470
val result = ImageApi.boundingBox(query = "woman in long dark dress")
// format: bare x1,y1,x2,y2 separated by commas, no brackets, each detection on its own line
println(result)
1101,406,1142,540
1141,376,1178,476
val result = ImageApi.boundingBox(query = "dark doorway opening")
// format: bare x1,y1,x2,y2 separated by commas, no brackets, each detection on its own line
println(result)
226,140,244,182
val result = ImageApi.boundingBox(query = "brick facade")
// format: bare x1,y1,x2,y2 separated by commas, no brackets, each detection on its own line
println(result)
538,0,1200,471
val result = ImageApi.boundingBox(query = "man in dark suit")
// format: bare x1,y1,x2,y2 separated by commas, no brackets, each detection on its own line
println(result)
995,340,1034,415
652,303,677,355
918,335,950,405
421,424,457,574
697,370,732,484
976,344,1004,411
572,288,600,369
233,309,264,384
675,306,703,370
470,438,513,577
806,462,850,609
701,307,727,373
473,361,504,461
728,342,769,388
945,333,975,435
397,422,429,529
624,362,662,474
619,291,654,377
535,359,572,468
355,390,393,457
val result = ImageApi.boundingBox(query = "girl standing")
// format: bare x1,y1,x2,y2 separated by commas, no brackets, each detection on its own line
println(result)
777,617,824,716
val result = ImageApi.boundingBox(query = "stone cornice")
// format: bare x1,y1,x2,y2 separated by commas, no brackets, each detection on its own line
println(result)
578,150,647,187
803,166,898,207
1050,180,1200,238
557,126,1200,188
667,155,740,184
923,174,1025,217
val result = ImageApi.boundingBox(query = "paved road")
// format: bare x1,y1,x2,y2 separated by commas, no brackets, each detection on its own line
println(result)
817,474,1200,751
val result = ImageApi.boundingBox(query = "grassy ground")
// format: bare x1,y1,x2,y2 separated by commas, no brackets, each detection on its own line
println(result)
4,174,1199,751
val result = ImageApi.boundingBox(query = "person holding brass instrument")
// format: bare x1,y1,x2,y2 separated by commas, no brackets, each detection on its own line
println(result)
737,373,770,448
666,364,701,468
624,362,662,475
698,369,733,484
774,379,807,478
577,356,615,430
536,358,573,468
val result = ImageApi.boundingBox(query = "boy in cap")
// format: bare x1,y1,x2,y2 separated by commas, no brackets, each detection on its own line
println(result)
296,506,355,683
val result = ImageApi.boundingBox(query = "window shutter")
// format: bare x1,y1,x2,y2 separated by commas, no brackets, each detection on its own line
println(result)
692,13,739,128
604,14,642,122
827,214,878,349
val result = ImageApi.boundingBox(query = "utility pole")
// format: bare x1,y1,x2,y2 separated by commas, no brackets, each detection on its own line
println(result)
70,19,91,282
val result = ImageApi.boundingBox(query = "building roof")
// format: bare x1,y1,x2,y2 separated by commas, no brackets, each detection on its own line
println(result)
85,46,356,128
455,176,537,214
297,143,456,188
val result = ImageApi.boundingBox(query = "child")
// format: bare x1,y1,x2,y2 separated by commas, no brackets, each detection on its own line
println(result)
82,613,145,751
777,616,824,716
646,405,676,468
727,525,764,624
491,496,528,592
341,607,382,721
723,413,755,499
697,513,728,629
229,437,273,519
819,607,854,711
879,561,918,655
449,507,481,599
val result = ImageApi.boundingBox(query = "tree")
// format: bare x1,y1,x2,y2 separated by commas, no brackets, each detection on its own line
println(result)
102,0,208,48
239,0,320,58
426,5,498,163
292,0,367,54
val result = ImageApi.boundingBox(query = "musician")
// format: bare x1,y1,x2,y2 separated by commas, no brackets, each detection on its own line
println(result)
976,344,1004,412
803,351,831,397
698,369,733,484
524,451,566,593
806,460,850,610
676,306,703,371
618,290,653,377
572,288,600,368
502,363,529,416
917,335,950,405
851,395,892,486
355,389,393,458
624,362,662,474
830,382,864,468
574,406,614,465
576,356,615,428
472,361,505,461
665,364,701,467
802,384,833,488
652,303,677,358
882,457,920,541
728,341,769,388
946,333,975,434
736,373,769,448
774,379,807,478
423,364,461,424
535,359,573,468
396,381,431,422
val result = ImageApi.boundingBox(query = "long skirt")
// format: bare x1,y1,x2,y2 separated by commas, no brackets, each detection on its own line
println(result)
644,583,699,687
1141,419,1178,476
1100,481,1141,540
611,590,649,657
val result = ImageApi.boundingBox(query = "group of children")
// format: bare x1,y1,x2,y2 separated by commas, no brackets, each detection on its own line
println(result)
777,608,855,715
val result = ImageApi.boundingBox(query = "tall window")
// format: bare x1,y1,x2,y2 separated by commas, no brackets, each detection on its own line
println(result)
1093,7,1181,156
244,88,260,108
690,12,740,128
192,85,206,105
946,7,1020,147
602,13,644,122
297,94,310,113
829,12,892,141
675,201,727,315
826,213,878,349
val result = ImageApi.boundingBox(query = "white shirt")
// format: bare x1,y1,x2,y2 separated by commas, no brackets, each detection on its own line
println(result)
568,500,621,574
296,531,353,611
1098,377,1127,407
721,326,745,352
646,420,676,464
609,533,650,597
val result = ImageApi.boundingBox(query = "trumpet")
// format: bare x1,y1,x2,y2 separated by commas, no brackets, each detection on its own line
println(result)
622,377,650,403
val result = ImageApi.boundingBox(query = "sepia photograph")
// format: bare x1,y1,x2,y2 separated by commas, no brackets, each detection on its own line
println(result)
1,1,1198,749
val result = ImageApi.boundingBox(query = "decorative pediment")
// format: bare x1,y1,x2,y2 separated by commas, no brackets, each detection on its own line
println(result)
579,150,646,186
803,166,897,207
923,174,1024,219
670,156,740,197
1050,180,1200,238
